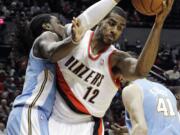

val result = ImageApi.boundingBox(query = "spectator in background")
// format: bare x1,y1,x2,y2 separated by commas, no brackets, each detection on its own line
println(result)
158,48,175,70
164,65,180,85
122,38,128,51
0,122,5,135
1,99,10,118
41,2,51,14
0,105,7,126
30,2,40,15
134,39,142,54
0,82,4,94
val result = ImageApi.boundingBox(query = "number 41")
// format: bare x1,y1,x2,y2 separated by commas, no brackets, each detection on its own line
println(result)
157,97,175,116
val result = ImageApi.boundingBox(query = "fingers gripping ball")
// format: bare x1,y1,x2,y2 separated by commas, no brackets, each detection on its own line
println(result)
131,0,164,16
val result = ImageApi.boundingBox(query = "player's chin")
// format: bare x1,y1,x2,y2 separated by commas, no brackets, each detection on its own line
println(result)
104,38,114,45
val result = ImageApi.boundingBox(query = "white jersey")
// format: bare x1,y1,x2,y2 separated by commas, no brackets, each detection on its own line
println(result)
55,30,120,118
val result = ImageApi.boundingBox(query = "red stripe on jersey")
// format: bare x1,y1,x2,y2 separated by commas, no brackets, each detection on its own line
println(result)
56,64,90,114
98,119,103,135
108,50,121,88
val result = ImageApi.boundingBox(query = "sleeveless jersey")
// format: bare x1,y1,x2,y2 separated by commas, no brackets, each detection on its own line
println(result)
125,79,180,135
13,47,56,117
55,30,120,118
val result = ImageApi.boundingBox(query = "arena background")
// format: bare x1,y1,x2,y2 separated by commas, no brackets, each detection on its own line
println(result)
0,0,179,134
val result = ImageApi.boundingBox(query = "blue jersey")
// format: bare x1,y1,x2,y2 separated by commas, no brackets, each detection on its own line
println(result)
13,48,56,117
125,79,180,135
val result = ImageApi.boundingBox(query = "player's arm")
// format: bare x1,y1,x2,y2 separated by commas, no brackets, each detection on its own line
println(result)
36,18,83,62
114,0,174,81
122,83,148,135
65,0,121,36
132,0,174,76
37,32,74,62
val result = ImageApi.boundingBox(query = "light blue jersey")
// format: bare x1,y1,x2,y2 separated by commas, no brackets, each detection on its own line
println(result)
125,79,180,135
7,48,56,135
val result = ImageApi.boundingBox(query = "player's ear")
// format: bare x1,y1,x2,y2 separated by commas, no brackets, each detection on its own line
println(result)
42,23,52,30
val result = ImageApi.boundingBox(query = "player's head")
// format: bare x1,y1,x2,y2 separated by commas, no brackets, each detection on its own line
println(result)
109,6,127,20
173,65,179,72
96,6,127,45
29,14,65,39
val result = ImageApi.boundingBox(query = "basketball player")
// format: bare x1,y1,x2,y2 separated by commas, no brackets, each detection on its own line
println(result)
6,0,121,134
122,79,180,135
49,0,174,135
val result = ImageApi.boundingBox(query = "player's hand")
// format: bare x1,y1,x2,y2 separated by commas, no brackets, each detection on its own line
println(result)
71,17,84,45
111,123,128,134
155,0,174,25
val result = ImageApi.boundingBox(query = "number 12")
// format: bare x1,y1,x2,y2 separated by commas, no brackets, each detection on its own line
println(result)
83,86,99,104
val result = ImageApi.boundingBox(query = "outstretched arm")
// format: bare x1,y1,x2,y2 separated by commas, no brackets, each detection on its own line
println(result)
135,0,174,76
78,0,120,31
65,0,121,36
114,0,174,81
122,83,148,135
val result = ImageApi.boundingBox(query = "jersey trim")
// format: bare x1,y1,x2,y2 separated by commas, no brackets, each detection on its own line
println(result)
27,69,48,135
88,32,109,60
98,119,103,135
108,50,121,88
93,118,103,135
31,44,49,61
56,64,90,114
57,85,86,114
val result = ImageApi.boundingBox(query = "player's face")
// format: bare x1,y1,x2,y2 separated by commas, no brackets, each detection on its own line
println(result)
98,13,126,44
49,16,66,39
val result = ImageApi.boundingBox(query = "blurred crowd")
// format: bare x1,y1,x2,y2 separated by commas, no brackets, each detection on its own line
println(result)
0,52,26,133
0,0,180,134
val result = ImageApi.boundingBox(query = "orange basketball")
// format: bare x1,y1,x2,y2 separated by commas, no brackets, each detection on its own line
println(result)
131,0,163,16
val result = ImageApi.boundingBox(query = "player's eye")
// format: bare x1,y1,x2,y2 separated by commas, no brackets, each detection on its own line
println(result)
109,20,115,26
117,26,122,31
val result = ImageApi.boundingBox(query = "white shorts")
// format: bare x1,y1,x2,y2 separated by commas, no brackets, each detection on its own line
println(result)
48,93,104,135
49,116,104,135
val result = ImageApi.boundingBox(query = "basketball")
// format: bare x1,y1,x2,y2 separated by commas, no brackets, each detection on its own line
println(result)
131,0,164,16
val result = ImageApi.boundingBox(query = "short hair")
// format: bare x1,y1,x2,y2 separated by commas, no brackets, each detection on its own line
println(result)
29,14,52,38
108,6,127,20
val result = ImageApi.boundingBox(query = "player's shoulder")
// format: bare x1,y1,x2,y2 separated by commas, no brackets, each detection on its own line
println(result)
112,49,132,59
122,83,141,99
110,49,135,65
65,23,72,36
122,83,143,108
39,31,59,41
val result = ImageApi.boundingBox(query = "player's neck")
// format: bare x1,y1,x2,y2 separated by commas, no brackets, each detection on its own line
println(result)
91,37,109,55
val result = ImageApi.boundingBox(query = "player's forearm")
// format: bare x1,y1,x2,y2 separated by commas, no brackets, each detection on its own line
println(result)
78,0,120,31
48,36,78,62
131,124,148,135
131,113,148,135
135,23,163,77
